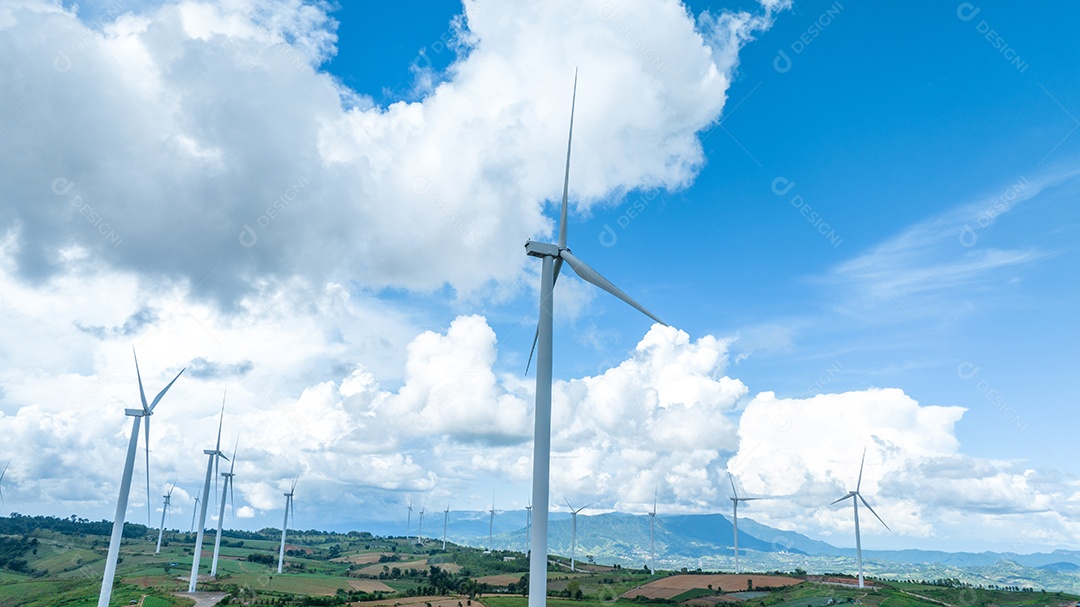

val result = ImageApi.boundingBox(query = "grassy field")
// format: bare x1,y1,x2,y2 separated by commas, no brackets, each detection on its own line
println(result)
4,518,1079,607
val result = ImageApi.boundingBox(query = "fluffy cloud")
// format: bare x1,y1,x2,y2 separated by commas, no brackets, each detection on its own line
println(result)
0,0,781,303
727,388,1080,550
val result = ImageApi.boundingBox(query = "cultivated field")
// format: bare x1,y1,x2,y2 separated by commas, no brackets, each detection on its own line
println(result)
621,574,802,599
351,595,487,607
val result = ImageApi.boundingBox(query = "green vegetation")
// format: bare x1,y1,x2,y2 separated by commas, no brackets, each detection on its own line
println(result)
0,515,1076,607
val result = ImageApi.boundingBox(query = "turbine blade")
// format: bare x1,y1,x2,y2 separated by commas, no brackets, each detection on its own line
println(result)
560,250,666,326
215,393,226,453
857,447,866,492
149,367,185,412
859,495,890,530
557,70,578,251
831,493,854,506
228,438,238,474
728,473,738,500
133,348,149,412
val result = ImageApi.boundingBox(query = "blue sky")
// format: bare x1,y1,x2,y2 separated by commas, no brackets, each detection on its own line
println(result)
0,0,1078,554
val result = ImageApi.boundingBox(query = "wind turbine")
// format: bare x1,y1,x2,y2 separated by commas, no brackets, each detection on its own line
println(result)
406,500,413,537
648,489,657,575
190,494,199,533
277,476,297,574
525,498,532,555
155,482,176,554
831,448,889,588
524,72,666,607
210,439,238,577
417,501,426,546
488,496,495,552
98,351,184,607
442,500,451,550
0,460,9,506
565,498,589,572
188,397,228,593
728,473,761,574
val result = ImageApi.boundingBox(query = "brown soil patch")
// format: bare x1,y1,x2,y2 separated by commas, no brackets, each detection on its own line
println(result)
476,573,526,586
333,552,394,564
346,579,396,593
622,574,801,599
350,596,485,607
354,558,428,577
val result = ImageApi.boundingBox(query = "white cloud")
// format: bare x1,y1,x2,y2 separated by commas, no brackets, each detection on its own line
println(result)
0,0,782,304
727,388,1080,550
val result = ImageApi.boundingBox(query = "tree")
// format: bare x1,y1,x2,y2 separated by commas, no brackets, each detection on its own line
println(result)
747,579,753,591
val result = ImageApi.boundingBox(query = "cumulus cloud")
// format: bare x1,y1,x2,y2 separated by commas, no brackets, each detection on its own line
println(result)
0,0,783,304
726,388,1080,550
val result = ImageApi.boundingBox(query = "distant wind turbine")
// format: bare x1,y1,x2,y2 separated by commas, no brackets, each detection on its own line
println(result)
0,460,9,506
417,501,426,546
565,498,589,572
728,473,762,574
525,498,532,555
488,496,495,552
188,397,228,593
155,482,176,554
98,351,184,607
442,500,451,550
648,489,658,575
277,476,298,574
524,71,666,607
210,439,238,577
831,448,889,588
190,494,199,533
406,500,413,537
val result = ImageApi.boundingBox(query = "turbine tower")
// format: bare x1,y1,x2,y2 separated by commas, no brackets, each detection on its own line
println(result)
210,440,238,577
155,482,176,554
98,351,184,607
0,460,10,505
277,477,297,574
565,498,589,572
417,502,426,546
525,498,532,555
831,448,889,588
728,473,761,574
442,501,451,550
188,398,228,593
524,72,666,607
648,489,657,575
190,495,199,533
488,497,495,552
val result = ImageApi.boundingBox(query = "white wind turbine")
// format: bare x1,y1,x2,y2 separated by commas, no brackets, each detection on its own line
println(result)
98,352,184,607
406,500,413,537
187,398,228,593
525,498,532,555
831,448,889,588
648,489,658,575
190,494,199,533
565,498,589,572
0,461,9,506
277,476,298,574
728,473,762,574
155,482,176,554
210,439,238,577
524,72,666,607
442,500,451,550
417,501,426,546
487,496,496,552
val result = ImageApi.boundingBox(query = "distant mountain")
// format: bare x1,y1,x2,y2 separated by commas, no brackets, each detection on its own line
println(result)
336,507,1080,590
